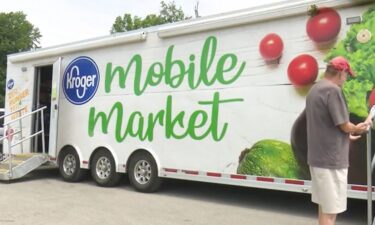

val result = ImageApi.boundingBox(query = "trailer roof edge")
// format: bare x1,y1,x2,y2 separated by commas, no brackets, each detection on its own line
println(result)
8,0,372,63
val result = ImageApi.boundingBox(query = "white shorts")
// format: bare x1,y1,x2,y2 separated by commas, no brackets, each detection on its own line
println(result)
309,166,348,214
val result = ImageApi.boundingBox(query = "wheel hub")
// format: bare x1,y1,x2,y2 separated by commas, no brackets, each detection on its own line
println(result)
63,154,76,176
96,156,111,179
134,160,151,184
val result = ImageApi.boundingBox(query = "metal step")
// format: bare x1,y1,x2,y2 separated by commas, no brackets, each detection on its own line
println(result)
0,153,49,181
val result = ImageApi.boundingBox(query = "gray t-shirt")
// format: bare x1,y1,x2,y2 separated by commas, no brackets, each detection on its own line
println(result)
306,79,350,169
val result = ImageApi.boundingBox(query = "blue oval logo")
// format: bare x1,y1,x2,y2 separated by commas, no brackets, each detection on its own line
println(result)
62,56,100,105
7,79,14,90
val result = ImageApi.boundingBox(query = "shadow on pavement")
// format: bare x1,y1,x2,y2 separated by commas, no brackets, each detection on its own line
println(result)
0,168,369,224
159,179,368,224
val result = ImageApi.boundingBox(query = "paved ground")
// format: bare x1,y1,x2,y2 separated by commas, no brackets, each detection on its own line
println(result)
0,168,370,225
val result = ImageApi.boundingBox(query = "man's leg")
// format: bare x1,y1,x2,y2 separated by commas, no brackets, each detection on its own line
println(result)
318,205,337,225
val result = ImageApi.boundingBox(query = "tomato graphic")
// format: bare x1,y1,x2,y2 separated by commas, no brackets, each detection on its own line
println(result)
369,89,375,107
306,6,341,43
287,54,318,86
259,33,284,61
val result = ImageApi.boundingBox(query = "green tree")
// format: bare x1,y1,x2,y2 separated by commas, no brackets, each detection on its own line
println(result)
110,1,191,34
159,0,187,23
0,11,41,107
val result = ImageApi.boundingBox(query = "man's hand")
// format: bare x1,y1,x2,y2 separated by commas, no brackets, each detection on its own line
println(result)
349,133,362,141
340,121,371,134
354,122,369,134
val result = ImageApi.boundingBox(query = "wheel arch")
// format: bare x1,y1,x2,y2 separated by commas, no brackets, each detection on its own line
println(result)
126,148,161,174
89,146,119,168
57,144,82,166
57,144,88,182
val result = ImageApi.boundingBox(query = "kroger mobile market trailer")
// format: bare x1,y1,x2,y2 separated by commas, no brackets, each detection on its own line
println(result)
2,0,375,199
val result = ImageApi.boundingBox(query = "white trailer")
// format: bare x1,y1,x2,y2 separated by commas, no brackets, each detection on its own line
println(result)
1,0,374,200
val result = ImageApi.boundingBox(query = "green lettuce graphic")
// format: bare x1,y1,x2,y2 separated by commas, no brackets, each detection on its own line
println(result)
237,140,301,179
325,5,375,118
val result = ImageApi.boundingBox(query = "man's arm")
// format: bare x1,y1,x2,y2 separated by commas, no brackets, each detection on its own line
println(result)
339,122,368,134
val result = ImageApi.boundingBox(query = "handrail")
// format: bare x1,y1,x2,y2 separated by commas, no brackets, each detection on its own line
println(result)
0,130,21,142
1,106,47,179
3,106,46,127
0,107,25,121
11,130,44,148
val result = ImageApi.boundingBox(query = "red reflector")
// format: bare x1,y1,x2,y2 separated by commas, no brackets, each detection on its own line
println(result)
230,174,246,179
207,172,221,177
256,177,274,182
285,179,304,185
351,186,375,192
82,161,88,164
164,168,178,173
49,157,56,160
183,170,199,175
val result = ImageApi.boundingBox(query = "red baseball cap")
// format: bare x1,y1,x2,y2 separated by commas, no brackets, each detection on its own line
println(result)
329,56,355,77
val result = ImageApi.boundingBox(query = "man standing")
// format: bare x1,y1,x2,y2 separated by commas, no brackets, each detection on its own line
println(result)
306,56,369,225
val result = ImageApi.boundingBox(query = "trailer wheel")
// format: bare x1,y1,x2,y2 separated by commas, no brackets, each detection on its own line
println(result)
91,149,122,187
59,148,86,182
128,152,162,192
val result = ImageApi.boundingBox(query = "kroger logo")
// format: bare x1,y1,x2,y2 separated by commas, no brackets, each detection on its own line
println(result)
7,79,14,90
62,56,100,105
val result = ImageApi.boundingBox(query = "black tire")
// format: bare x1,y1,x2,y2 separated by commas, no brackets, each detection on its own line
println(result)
91,149,122,187
59,147,87,182
128,152,162,193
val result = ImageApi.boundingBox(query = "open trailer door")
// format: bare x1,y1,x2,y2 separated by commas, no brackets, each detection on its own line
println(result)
48,57,62,157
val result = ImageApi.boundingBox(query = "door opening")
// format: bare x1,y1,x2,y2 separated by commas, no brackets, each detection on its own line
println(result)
33,66,52,153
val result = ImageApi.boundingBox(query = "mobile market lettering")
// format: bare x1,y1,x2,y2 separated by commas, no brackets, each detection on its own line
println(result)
88,36,246,142
89,92,242,141
104,36,245,95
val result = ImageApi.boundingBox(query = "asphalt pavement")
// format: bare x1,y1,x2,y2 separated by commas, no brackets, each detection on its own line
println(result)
0,168,369,225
